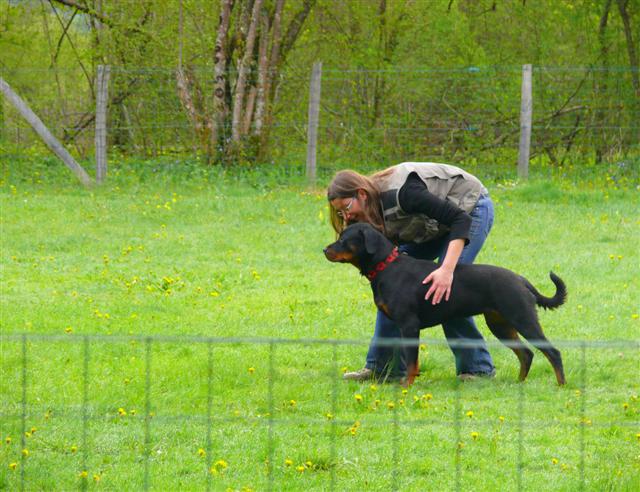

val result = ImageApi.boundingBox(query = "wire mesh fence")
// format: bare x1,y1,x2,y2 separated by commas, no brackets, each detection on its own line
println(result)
1,65,638,176
1,333,638,490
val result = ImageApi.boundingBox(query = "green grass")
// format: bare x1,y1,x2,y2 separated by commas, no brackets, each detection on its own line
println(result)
0,159,639,490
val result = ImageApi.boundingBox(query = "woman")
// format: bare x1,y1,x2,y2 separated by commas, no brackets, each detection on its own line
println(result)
327,162,496,381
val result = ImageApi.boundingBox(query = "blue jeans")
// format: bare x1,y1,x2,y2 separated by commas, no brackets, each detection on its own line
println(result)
365,195,496,376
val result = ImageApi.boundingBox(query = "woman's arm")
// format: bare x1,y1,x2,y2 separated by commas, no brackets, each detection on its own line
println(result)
398,173,470,304
422,238,464,304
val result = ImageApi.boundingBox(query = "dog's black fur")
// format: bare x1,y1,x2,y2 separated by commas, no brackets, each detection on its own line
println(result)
324,222,567,385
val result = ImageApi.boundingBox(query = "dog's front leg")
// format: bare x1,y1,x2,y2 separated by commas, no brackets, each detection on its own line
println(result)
399,318,421,386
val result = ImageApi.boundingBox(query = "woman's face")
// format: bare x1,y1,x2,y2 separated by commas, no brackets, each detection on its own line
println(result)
330,190,366,223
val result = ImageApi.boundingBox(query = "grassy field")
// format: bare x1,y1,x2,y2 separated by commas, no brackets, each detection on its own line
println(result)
0,159,639,490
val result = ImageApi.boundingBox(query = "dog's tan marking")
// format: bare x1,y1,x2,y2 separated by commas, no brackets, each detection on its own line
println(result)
377,302,391,318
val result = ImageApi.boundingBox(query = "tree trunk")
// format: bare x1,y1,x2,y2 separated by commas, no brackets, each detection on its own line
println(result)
231,0,264,143
594,0,612,163
616,0,639,96
176,66,211,153
253,10,271,135
257,0,316,159
373,0,387,127
243,85,258,135
212,0,235,158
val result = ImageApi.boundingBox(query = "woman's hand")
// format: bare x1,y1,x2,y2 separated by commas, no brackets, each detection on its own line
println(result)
423,238,465,304
422,266,454,305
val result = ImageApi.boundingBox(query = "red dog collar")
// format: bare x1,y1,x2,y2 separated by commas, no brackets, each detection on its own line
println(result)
366,247,399,281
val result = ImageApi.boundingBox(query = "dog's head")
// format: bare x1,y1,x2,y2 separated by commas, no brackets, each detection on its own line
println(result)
323,223,395,274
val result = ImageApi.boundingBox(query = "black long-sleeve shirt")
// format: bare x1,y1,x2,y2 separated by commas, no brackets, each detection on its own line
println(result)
397,173,472,243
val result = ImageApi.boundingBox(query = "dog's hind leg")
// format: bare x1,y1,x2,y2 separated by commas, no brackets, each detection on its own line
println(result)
483,310,534,382
520,329,565,386
501,310,566,386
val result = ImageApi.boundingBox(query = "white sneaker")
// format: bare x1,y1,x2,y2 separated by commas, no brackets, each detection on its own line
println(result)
342,367,373,381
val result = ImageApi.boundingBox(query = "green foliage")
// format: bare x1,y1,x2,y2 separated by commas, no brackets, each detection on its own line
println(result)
1,1,637,166
0,160,638,489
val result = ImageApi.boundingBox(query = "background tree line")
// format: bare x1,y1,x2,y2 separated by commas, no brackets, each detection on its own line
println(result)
1,0,638,169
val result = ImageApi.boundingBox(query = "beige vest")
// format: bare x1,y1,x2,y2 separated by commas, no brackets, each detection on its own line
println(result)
374,162,488,244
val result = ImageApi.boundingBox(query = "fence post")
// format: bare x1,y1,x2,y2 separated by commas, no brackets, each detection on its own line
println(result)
0,76,92,186
518,64,532,180
306,61,322,186
95,65,110,184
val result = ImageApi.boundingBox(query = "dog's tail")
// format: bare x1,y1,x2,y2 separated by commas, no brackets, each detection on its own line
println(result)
525,271,567,310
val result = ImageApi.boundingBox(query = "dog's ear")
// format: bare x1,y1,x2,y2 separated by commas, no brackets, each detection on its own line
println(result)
362,225,383,256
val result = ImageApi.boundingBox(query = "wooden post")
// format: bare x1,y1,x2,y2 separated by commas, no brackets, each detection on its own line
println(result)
0,76,92,186
95,65,110,184
518,64,533,180
306,61,322,186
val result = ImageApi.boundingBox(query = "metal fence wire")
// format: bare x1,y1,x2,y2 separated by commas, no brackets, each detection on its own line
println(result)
1,334,638,491
1,66,638,170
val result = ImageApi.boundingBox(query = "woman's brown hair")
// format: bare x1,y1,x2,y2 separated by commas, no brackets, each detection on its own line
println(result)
326,170,386,236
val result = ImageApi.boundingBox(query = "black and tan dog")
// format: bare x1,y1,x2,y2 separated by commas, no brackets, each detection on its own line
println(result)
324,222,567,386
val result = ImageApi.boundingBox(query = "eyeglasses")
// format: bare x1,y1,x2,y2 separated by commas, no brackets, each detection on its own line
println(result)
336,197,356,219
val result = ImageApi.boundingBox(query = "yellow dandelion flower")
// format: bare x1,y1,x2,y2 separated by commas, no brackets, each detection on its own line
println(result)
632,314,639,320
325,413,334,420
93,474,101,482
354,394,363,403
466,410,474,418
5,436,11,445
305,461,313,468
499,416,505,423
118,407,127,417
22,449,29,457
470,432,479,440
198,448,206,457
423,393,433,401
419,344,426,351
387,401,395,410
561,463,568,471
79,470,88,479
623,403,629,410
402,389,408,396
552,458,558,465
289,400,297,407
341,367,348,373
457,441,465,449
284,458,293,467
635,433,640,441
369,384,378,392
30,427,36,434
65,327,73,334
71,445,78,453
210,459,228,475
9,462,17,471
296,465,305,472
248,367,255,374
